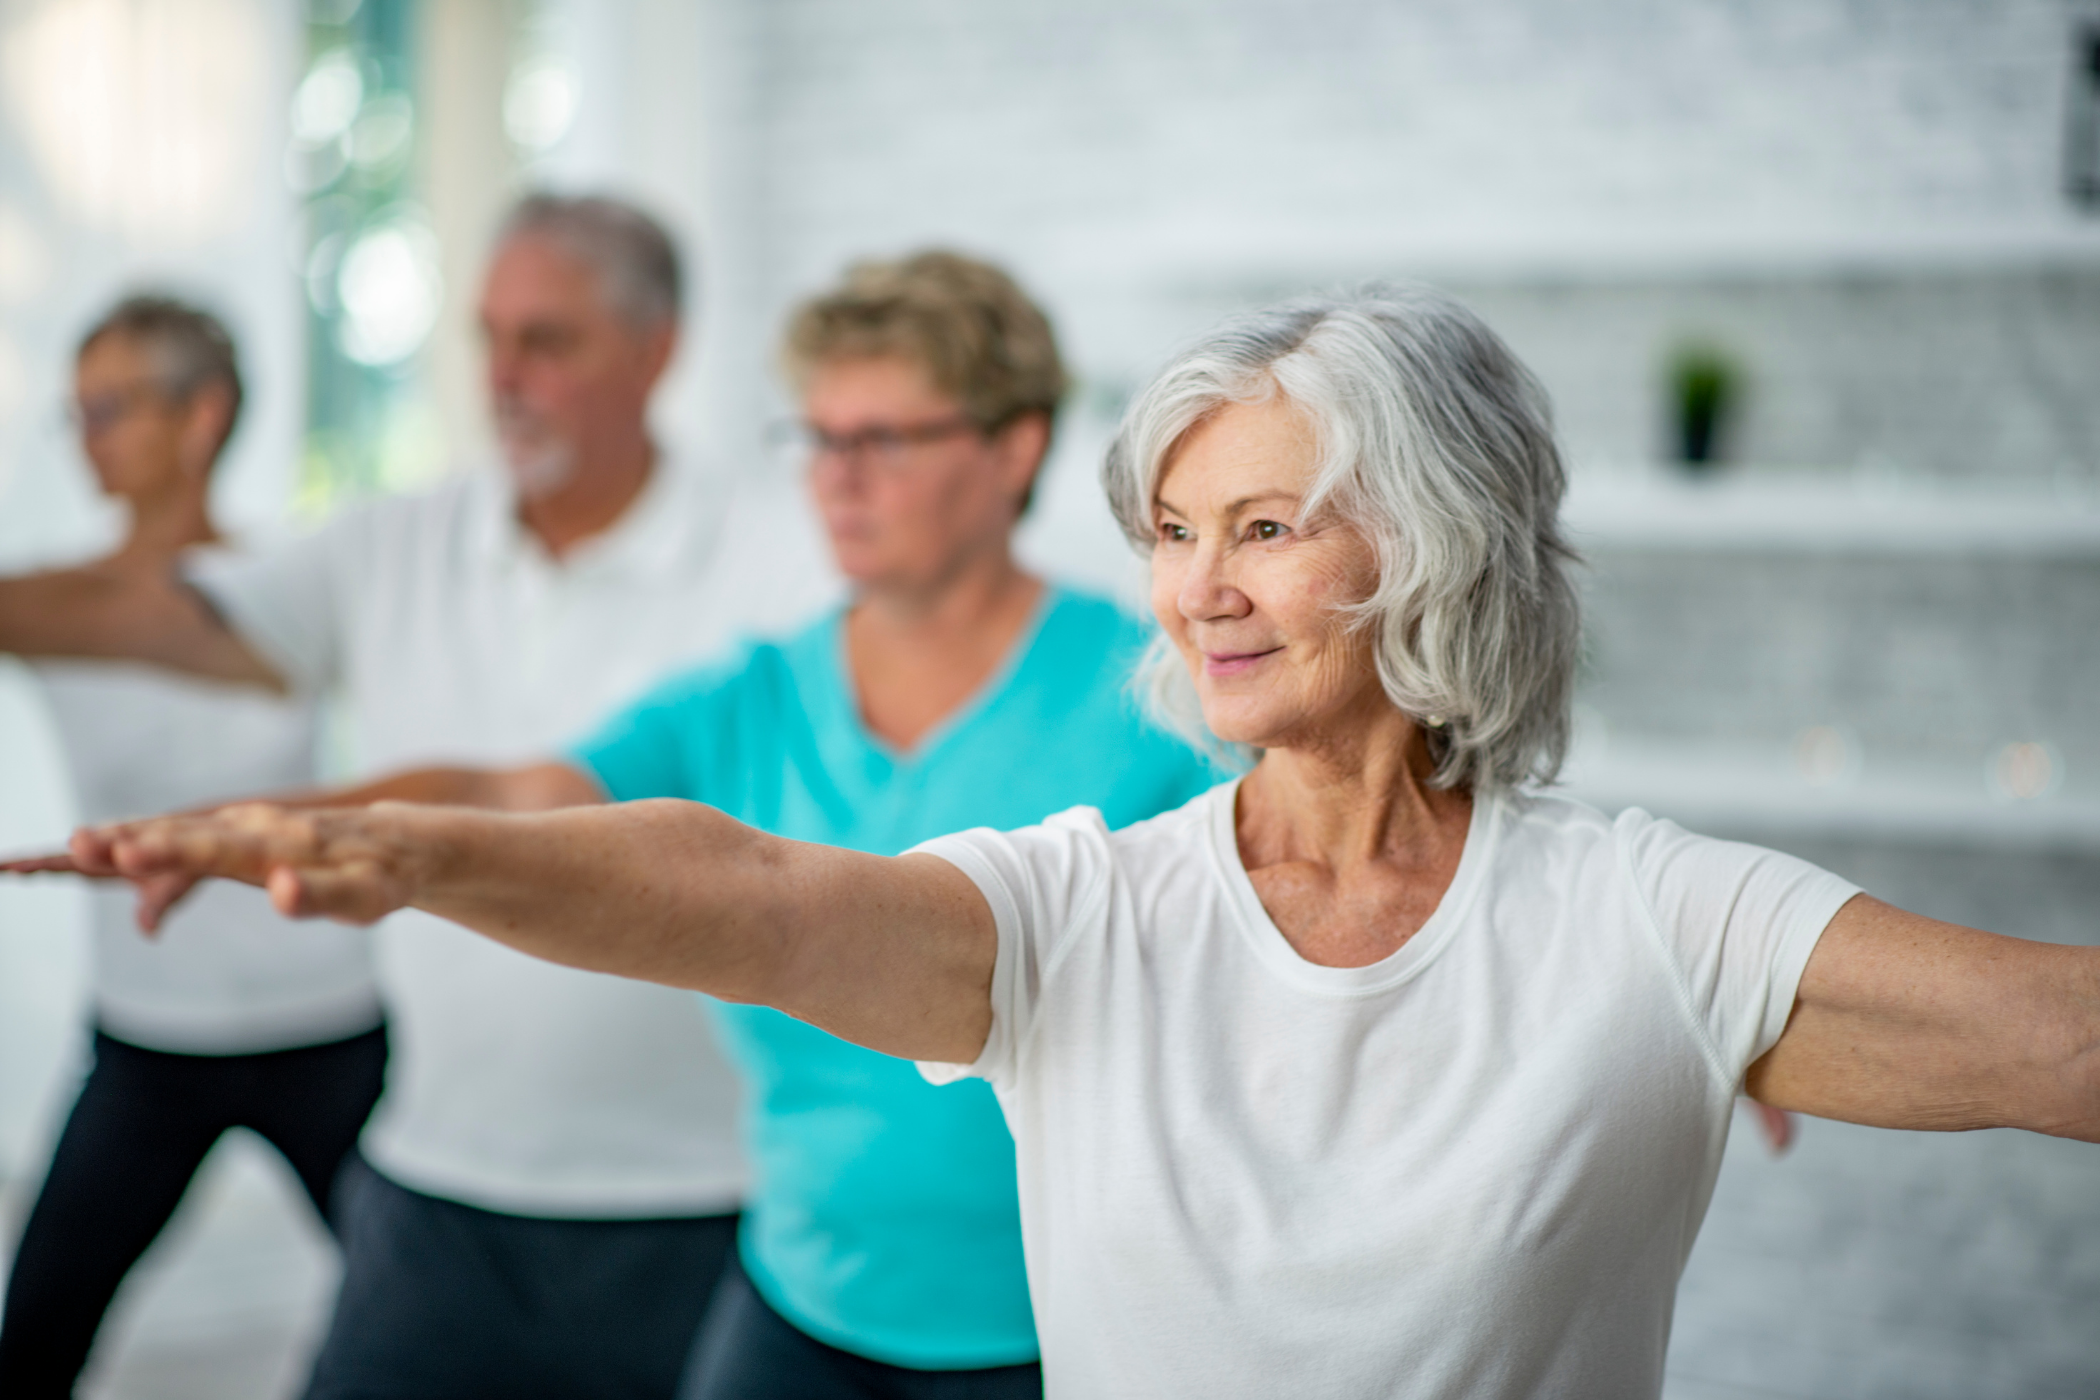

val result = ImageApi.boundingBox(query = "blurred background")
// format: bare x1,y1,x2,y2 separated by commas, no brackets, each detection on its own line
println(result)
1,1,2097,1395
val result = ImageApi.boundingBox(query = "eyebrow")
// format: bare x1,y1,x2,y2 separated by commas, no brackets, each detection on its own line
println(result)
1154,490,1301,518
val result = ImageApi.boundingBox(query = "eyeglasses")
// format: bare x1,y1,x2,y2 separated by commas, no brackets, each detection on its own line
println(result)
67,382,175,436
770,414,984,474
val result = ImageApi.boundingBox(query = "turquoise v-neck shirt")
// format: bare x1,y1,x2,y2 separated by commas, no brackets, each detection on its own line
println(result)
570,586,1222,1368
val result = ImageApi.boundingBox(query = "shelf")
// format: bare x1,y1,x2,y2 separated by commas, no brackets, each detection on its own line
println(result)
1559,737,2100,849
1562,473,2100,556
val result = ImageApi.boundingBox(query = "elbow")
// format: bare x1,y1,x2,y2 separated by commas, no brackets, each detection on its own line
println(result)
2027,953,2100,1143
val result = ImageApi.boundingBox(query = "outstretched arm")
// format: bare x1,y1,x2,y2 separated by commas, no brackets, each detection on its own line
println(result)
0,566,280,688
4,760,602,929
1748,897,2100,1142
79,800,997,1064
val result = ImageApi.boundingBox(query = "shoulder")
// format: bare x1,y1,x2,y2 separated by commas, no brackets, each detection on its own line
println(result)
1015,585,1161,724
248,476,482,579
324,474,479,540
1036,585,1152,660
1106,780,1225,855
617,632,797,718
1501,787,1619,850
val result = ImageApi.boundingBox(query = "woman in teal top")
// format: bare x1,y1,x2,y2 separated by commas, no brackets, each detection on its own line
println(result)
188,252,1219,1398
574,584,1213,1383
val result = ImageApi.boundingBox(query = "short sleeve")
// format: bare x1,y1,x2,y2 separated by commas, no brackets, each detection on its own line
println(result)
186,524,355,695
567,676,704,803
912,807,1116,1089
1617,810,1862,1079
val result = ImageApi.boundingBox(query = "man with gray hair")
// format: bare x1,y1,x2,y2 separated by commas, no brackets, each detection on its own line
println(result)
0,194,824,1398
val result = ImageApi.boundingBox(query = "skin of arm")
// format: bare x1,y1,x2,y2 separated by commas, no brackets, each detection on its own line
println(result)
0,566,281,689
1,761,601,926
277,761,604,814
64,799,998,1065
23,782,2096,1132
1749,895,2100,1142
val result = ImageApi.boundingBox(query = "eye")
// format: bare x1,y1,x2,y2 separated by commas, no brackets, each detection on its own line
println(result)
1249,519,1288,541
1157,522,1191,543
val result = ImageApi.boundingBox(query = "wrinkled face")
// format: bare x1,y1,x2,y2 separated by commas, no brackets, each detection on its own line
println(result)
1149,394,1385,749
72,334,193,499
478,235,670,496
800,355,1038,590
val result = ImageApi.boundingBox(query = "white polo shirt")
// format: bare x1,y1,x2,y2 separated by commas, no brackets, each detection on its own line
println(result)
193,459,836,1216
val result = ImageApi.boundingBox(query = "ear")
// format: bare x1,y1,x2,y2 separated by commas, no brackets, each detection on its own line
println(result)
993,411,1052,511
636,319,678,393
176,382,235,478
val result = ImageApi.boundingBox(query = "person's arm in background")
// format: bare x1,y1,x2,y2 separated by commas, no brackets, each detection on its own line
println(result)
0,564,282,688
49,798,998,1065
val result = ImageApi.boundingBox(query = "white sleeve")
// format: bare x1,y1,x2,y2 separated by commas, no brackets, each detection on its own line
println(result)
911,806,1115,1089
185,516,361,696
1617,809,1862,1080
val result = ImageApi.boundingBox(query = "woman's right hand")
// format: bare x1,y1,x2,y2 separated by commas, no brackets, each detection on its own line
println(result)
80,802,434,931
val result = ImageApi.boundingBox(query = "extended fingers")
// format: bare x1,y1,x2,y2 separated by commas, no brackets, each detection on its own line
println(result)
135,872,203,934
109,805,318,883
0,850,86,875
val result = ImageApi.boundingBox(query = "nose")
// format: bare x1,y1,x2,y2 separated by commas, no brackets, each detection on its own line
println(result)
1176,536,1250,625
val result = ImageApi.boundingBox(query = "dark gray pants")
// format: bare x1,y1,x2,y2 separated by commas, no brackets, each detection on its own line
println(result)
303,1155,737,1400
679,1257,1042,1400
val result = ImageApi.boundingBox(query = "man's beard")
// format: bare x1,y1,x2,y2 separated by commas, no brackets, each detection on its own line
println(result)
494,399,576,498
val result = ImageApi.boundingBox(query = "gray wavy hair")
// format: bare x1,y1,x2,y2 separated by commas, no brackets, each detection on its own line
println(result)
499,193,682,329
1101,286,1581,793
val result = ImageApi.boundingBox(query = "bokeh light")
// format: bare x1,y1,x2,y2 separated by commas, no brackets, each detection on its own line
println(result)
504,55,576,153
335,213,441,367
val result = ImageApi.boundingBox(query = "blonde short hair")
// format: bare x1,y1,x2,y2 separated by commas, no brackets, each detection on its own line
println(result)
782,250,1067,436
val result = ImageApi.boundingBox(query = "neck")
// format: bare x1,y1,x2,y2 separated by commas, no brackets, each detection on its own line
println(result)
851,537,1039,644
112,478,219,569
516,429,655,559
1240,697,1468,868
842,538,1043,751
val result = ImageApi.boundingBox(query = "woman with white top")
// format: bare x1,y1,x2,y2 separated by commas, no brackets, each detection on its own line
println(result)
35,288,2100,1400
0,299,384,1398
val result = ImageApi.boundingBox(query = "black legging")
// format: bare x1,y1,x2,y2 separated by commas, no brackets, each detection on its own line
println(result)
0,1025,387,1398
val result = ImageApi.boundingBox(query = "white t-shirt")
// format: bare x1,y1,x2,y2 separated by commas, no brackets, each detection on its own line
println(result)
918,780,1859,1400
192,460,837,1216
34,648,380,1054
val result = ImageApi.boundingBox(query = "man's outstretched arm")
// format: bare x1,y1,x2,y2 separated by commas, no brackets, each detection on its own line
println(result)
0,566,281,688
69,800,997,1065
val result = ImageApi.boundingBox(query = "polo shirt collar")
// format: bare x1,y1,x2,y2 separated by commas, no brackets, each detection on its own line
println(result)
466,449,722,581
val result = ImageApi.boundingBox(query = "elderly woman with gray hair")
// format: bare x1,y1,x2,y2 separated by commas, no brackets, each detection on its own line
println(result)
38,289,2100,1399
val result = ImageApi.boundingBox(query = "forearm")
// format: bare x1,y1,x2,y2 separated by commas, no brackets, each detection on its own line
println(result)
270,762,599,813
0,569,280,688
392,800,794,998
334,799,993,1058
80,796,997,1062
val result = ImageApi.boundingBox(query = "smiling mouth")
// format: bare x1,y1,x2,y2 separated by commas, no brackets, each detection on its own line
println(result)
1202,647,1281,677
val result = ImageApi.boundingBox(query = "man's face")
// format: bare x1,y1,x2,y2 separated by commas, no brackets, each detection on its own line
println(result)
477,235,674,496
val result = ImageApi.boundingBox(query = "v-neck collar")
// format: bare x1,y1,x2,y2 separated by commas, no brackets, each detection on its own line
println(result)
1206,775,1501,997
821,584,1063,770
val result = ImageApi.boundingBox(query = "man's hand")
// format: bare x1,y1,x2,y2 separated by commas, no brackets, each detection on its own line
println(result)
68,803,435,932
